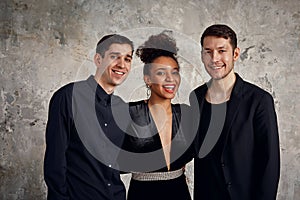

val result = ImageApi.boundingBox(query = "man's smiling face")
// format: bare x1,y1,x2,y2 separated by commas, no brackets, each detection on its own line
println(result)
97,43,133,88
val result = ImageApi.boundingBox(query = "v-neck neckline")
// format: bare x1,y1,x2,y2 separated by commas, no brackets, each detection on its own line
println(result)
145,100,174,171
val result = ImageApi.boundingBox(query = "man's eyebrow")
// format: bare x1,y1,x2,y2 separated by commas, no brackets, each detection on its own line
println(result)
109,52,132,58
203,46,226,50
217,45,226,49
109,52,121,55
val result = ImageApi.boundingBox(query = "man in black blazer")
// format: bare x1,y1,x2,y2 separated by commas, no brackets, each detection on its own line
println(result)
191,24,280,200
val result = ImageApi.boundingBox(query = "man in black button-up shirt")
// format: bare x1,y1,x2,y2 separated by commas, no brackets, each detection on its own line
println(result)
44,34,134,200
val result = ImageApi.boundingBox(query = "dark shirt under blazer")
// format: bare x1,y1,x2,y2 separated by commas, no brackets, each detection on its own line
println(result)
191,73,280,200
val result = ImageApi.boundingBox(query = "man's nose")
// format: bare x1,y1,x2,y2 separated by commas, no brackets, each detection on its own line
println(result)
211,51,221,62
117,57,125,68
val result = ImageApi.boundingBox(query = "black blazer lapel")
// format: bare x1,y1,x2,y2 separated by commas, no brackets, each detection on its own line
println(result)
221,73,244,154
194,74,244,159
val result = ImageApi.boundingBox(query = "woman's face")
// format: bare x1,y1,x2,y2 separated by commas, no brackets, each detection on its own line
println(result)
145,56,181,100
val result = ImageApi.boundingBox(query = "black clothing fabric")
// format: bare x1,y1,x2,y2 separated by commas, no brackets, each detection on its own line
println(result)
127,174,191,200
120,100,194,200
197,100,230,200
191,73,280,200
44,75,127,200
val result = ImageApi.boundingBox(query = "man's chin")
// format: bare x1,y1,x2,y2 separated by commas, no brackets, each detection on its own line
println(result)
212,76,224,81
112,79,126,86
210,71,232,81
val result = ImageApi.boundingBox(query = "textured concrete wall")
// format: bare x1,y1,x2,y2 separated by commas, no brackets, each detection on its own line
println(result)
0,0,299,199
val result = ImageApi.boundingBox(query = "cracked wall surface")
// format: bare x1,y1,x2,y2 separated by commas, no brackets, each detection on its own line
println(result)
0,0,299,199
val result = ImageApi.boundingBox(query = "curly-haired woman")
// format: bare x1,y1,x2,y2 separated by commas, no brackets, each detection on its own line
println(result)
120,31,194,200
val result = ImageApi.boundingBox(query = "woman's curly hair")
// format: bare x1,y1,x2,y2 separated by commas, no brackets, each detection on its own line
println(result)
136,30,179,75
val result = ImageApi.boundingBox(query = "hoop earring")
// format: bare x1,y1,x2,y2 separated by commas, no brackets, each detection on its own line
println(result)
146,85,151,99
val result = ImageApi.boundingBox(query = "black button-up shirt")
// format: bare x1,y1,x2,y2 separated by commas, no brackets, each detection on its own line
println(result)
44,76,127,200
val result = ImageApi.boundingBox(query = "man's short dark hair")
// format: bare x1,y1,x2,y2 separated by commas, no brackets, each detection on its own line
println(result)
200,24,237,50
96,34,134,57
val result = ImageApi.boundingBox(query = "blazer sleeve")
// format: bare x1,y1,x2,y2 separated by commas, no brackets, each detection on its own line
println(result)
44,91,70,200
253,93,280,200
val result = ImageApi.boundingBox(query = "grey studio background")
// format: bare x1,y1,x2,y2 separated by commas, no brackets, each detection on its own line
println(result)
0,0,299,199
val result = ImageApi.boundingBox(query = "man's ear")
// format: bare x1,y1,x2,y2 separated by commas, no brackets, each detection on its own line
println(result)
233,47,240,61
94,53,102,67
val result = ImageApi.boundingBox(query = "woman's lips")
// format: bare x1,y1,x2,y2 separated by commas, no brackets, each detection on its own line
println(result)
163,84,176,93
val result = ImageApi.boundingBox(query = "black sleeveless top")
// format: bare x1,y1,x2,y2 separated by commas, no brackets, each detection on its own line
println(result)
121,100,195,173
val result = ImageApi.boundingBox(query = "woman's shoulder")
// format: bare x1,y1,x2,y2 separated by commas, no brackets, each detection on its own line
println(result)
129,99,146,106
128,100,149,122
129,100,147,112
171,103,191,112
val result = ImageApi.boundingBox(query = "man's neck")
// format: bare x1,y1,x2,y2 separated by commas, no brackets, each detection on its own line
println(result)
206,72,236,104
94,75,115,94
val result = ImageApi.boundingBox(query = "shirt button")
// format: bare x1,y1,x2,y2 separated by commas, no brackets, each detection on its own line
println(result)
221,162,225,167
226,182,232,188
107,183,111,187
109,164,112,167
104,123,107,127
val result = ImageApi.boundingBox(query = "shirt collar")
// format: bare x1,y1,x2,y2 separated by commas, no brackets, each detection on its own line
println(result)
86,75,112,105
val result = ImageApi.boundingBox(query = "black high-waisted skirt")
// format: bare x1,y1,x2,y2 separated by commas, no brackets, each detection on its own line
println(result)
127,174,191,200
